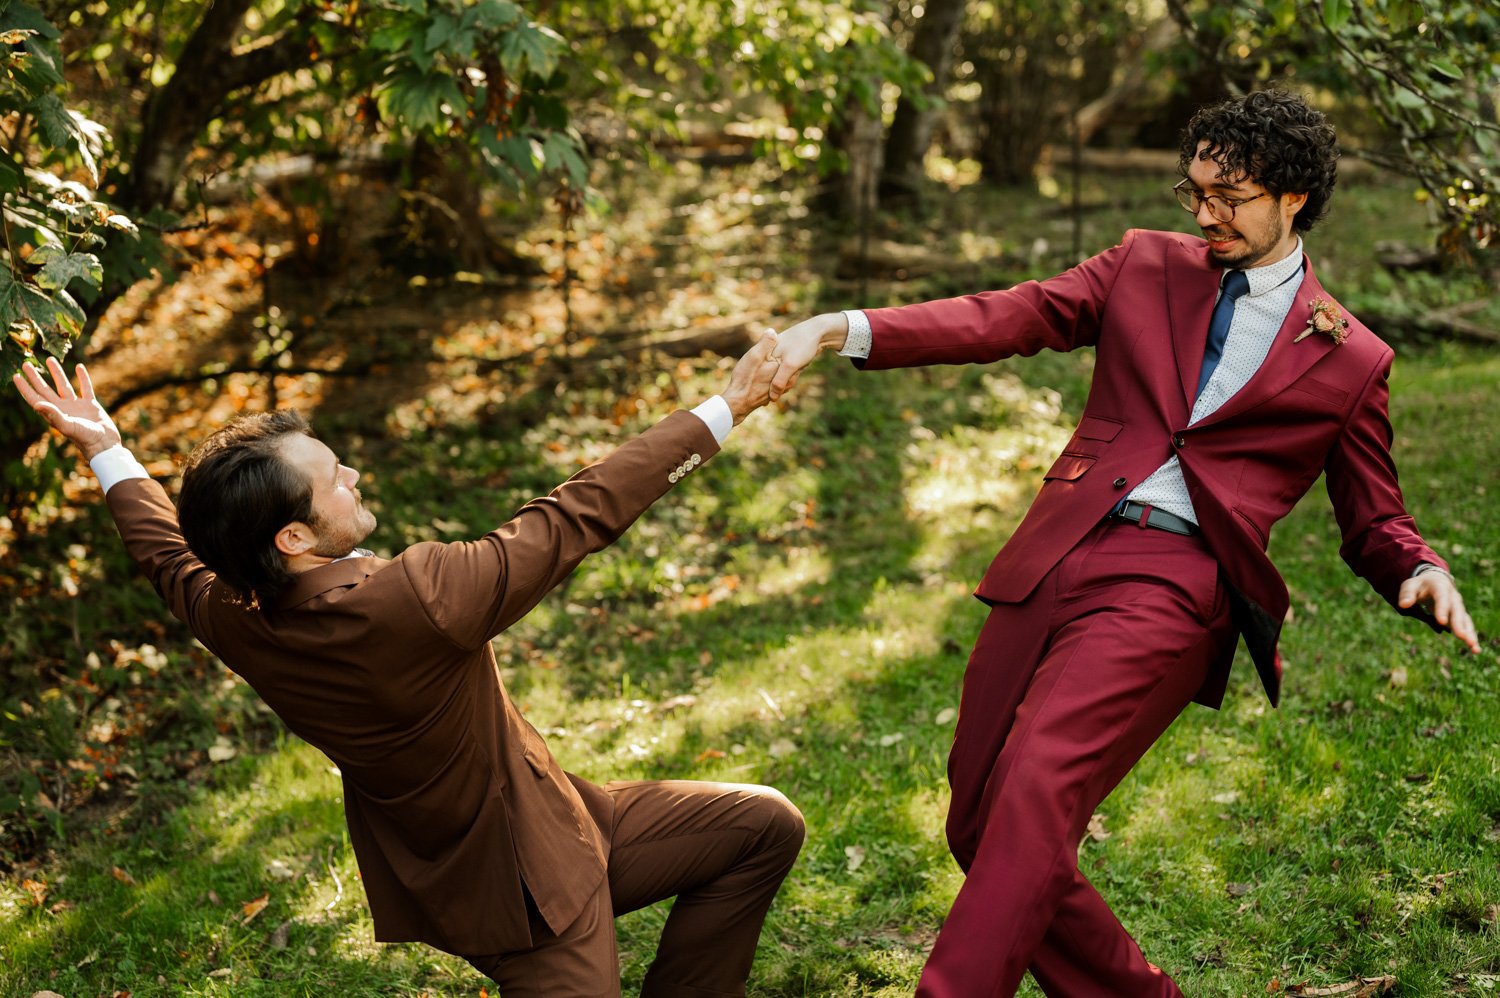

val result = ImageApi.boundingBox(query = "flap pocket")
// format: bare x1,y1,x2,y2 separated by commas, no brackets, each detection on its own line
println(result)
1076,415,1124,441
1044,454,1096,481
1291,376,1349,406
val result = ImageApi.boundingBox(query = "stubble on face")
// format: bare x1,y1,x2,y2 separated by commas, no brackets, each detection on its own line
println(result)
1202,206,1286,269
309,500,376,559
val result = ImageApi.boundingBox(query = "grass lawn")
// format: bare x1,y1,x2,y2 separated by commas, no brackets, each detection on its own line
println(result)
1,162,1496,996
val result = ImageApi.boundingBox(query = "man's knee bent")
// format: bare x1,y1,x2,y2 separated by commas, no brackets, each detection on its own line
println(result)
746,785,806,864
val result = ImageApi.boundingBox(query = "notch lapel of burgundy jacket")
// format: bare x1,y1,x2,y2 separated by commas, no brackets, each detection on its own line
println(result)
1195,251,1337,430
1165,239,1223,411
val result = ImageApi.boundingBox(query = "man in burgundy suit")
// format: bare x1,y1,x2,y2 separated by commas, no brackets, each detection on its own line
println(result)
770,89,1479,996
12,333,803,998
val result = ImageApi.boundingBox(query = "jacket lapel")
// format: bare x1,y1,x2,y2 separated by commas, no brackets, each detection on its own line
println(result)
1196,254,1336,429
1165,240,1222,409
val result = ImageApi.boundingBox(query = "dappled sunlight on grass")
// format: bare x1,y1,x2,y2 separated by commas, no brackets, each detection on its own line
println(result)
5,154,1498,995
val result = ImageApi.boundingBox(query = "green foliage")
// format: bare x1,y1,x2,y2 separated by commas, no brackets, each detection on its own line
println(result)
0,1,134,376
541,0,922,174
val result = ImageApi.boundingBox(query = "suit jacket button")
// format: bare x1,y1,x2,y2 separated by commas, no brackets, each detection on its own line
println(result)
1173,435,1186,448
1112,477,1127,488
669,471,680,483
690,453,702,465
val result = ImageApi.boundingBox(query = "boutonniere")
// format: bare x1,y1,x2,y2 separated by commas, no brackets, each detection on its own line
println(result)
1294,296,1349,345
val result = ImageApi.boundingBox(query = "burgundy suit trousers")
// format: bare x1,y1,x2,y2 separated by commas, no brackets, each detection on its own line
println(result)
464,780,804,997
919,519,1236,997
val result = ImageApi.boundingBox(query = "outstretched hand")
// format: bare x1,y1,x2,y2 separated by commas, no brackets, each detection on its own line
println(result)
721,329,784,425
1398,570,1481,655
768,312,848,401
12,357,122,460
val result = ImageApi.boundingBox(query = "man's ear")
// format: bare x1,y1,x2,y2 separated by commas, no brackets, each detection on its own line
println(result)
274,521,315,558
1280,190,1308,221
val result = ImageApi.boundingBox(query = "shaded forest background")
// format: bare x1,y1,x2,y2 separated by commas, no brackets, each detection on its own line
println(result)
0,2,1498,993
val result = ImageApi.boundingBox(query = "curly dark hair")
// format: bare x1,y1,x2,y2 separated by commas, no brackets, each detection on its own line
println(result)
1178,88,1339,233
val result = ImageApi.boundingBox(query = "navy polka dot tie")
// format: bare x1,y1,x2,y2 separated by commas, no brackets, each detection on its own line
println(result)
1196,269,1249,400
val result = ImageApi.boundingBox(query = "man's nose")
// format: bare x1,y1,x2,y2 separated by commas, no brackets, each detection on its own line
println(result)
1194,200,1221,227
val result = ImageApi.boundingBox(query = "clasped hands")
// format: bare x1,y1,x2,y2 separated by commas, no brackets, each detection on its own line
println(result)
722,313,847,422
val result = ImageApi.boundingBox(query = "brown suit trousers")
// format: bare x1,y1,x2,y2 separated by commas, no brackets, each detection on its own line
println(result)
466,780,804,997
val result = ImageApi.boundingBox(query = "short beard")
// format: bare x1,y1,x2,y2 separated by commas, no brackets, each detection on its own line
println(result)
308,509,376,559
1207,209,1287,269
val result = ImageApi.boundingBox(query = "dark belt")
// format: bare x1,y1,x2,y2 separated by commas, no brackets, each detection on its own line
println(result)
1108,500,1198,536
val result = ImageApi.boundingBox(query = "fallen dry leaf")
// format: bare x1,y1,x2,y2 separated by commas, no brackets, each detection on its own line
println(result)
845,845,866,874
1085,813,1111,842
207,968,232,978
21,878,47,906
1287,975,1396,997
111,866,137,887
241,892,270,923
693,748,725,763
1226,882,1254,898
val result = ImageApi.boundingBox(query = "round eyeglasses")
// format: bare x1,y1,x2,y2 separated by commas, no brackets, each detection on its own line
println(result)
1172,179,1267,223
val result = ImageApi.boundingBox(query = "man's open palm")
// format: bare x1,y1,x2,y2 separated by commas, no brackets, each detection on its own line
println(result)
12,357,121,460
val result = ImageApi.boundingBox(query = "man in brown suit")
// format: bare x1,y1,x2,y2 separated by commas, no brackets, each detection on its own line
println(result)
13,339,803,998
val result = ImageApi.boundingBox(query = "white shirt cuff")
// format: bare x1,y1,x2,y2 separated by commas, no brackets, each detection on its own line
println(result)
839,309,872,359
690,395,734,446
89,444,150,494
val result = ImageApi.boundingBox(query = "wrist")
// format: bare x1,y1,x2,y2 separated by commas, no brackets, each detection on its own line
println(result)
819,312,850,351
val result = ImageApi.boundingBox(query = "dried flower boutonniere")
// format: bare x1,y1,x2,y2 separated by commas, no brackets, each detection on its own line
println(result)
1294,296,1350,345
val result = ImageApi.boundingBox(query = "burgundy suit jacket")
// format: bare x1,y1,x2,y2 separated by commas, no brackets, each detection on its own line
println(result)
862,228,1445,707
104,410,718,955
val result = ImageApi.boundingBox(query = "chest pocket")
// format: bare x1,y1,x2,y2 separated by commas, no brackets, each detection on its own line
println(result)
1049,415,1124,480
1076,415,1124,442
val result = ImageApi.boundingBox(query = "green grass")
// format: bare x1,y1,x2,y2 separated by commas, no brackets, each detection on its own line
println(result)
1,163,1497,996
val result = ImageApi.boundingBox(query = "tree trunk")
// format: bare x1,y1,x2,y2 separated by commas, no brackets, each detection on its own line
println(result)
974,13,1063,186
121,2,312,212
814,94,884,222
1072,15,1179,147
879,0,965,204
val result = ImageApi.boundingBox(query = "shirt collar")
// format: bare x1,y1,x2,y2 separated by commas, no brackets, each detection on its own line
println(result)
1227,236,1304,298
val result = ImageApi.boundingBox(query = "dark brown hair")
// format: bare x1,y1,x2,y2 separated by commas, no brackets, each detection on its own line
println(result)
176,410,315,607
1179,88,1339,233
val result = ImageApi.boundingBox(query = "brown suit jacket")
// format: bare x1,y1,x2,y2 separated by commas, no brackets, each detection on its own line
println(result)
105,410,719,955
